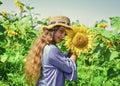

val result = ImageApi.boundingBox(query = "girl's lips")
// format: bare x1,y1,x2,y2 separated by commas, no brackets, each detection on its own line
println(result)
60,38,64,41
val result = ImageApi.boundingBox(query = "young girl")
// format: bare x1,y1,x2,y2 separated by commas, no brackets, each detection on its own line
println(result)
25,16,78,86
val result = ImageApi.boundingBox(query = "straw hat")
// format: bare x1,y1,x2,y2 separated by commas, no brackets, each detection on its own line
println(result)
41,16,72,31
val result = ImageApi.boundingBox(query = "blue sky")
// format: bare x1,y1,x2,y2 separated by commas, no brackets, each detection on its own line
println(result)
0,0,120,26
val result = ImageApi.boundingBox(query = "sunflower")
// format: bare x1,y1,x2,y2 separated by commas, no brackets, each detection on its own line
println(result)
97,23,108,29
14,0,24,10
7,30,18,37
65,25,94,55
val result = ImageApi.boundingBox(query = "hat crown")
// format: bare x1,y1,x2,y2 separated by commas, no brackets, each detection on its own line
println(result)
50,16,70,25
42,16,72,31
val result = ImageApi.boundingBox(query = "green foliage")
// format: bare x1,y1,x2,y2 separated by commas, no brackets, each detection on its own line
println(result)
0,1,2,5
110,17,120,33
0,9,41,86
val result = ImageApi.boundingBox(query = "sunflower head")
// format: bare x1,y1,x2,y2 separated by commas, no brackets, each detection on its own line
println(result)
72,32,88,48
65,25,94,55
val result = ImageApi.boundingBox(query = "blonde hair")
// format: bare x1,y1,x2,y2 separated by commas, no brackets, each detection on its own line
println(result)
24,29,55,84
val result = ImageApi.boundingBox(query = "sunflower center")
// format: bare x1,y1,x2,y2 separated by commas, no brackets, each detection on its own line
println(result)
72,33,88,48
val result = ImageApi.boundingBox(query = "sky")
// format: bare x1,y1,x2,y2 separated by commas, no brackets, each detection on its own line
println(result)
0,0,120,26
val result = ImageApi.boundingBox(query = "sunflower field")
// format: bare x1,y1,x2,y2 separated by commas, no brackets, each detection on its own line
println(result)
0,1,120,86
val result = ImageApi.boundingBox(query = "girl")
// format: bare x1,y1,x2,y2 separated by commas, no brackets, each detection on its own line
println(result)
25,16,78,86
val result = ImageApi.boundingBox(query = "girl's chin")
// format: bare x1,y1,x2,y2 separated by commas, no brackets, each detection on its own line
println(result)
56,40,62,43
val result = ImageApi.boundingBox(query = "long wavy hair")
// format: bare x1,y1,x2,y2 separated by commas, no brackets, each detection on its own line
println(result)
24,26,59,84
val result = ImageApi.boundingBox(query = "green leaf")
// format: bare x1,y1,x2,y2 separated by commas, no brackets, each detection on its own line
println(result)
37,21,46,25
101,30,113,39
0,1,3,5
110,17,120,33
110,51,119,60
0,25,5,33
0,54,8,62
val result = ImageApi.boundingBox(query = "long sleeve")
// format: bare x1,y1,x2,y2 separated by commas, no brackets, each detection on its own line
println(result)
64,58,77,81
64,51,71,58
48,45,77,81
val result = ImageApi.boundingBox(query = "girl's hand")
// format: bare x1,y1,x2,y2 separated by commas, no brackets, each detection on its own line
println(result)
70,53,77,63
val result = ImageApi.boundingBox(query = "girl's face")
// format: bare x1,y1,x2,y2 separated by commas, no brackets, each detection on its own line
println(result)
53,26,66,43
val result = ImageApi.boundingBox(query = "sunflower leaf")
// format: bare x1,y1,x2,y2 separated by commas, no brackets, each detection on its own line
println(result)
110,51,119,60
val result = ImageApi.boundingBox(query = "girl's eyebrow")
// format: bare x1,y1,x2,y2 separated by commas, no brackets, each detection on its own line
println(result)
59,29,65,32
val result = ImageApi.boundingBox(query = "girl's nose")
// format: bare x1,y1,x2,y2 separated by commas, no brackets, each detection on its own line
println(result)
61,33,65,40
61,33,65,38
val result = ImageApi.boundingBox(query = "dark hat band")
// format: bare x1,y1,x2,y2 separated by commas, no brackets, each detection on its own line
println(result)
50,21,70,25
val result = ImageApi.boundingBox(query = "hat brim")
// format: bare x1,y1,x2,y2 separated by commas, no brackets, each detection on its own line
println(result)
41,23,72,31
